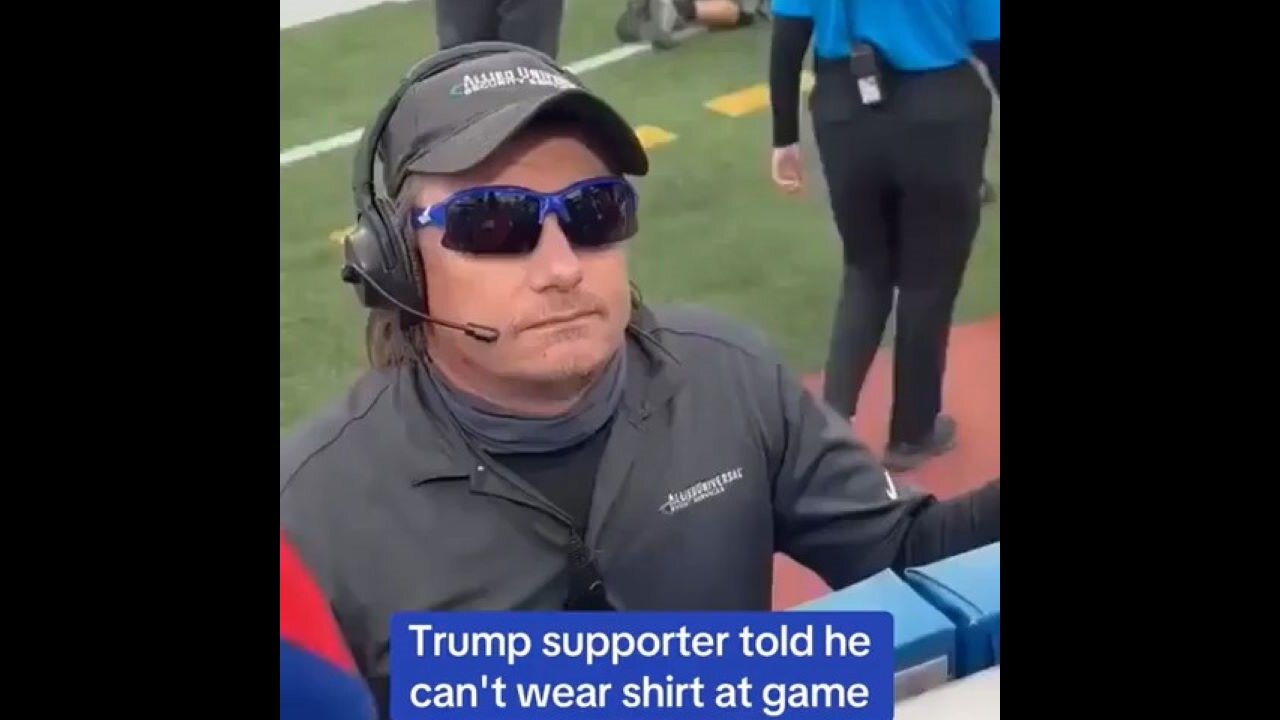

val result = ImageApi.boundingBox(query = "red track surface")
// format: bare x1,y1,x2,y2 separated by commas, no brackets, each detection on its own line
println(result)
771,316,1001,609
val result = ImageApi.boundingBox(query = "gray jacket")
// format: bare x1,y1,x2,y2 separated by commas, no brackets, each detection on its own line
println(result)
281,304,934,686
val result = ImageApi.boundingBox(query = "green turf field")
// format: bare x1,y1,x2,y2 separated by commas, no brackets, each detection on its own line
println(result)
280,0,1000,431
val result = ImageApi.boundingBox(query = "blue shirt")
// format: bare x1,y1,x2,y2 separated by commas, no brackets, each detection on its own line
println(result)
771,0,1000,70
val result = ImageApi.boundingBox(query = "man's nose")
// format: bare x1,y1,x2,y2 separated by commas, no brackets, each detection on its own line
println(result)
527,215,584,291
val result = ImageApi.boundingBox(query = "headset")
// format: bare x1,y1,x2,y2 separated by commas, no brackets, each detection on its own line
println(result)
339,42,579,344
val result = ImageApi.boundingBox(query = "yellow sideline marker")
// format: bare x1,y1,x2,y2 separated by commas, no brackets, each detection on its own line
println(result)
705,71,816,118
705,84,768,117
328,125,678,243
633,124,677,150
329,225,355,244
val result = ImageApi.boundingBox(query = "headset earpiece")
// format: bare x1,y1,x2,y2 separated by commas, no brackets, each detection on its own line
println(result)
342,221,410,312
341,167,423,312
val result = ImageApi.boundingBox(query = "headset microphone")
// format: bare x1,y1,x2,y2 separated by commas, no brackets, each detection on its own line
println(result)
340,263,501,343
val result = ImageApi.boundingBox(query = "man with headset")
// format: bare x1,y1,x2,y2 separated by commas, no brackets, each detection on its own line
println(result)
280,41,1000,718
768,0,1000,471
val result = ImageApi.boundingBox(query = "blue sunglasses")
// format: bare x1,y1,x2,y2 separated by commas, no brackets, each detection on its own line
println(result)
411,176,638,256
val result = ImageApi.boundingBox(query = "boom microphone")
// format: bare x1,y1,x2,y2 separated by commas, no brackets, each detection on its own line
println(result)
340,263,501,343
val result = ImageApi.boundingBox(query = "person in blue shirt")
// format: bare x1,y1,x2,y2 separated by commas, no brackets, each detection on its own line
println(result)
768,0,999,472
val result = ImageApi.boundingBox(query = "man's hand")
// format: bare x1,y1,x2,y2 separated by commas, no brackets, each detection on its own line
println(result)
771,144,804,194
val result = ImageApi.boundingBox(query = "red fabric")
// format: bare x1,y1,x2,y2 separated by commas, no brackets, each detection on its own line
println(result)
280,531,355,673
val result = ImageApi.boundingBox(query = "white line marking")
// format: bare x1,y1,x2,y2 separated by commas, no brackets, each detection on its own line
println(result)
279,27,703,168
280,129,364,167
280,0,414,31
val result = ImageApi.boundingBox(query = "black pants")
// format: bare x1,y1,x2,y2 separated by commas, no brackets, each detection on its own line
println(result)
811,58,992,445
434,0,565,59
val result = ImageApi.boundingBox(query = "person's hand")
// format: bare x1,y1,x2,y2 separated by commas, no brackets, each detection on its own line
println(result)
771,144,804,194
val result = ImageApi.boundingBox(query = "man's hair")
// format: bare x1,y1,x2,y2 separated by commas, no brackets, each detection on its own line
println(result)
366,173,428,370
366,309,410,370
363,114,641,371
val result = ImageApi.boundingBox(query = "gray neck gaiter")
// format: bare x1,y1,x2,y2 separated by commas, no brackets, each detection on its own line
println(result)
427,349,626,454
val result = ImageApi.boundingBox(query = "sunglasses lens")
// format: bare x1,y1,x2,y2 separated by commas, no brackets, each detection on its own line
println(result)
561,182,637,248
441,191,542,255
435,181,637,256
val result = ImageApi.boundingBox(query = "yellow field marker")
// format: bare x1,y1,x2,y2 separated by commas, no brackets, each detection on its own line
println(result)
705,84,769,118
329,225,354,244
704,71,816,118
633,124,677,150
328,125,677,243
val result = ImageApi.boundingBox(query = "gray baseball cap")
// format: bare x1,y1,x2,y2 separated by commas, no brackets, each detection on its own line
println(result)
379,47,650,195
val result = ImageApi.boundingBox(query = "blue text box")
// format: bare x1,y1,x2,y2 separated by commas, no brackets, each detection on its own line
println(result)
389,612,894,720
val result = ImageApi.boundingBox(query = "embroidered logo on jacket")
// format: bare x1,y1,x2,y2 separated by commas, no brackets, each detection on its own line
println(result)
659,467,744,516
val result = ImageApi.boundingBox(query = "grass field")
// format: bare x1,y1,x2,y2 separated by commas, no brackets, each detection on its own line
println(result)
279,0,1001,432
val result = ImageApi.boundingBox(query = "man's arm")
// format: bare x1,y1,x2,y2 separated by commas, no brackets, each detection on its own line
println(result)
768,1,814,148
967,0,1000,94
283,479,394,718
281,532,377,720
972,39,999,95
766,358,1000,590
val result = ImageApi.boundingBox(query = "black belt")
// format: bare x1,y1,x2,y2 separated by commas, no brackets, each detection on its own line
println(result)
812,55,966,77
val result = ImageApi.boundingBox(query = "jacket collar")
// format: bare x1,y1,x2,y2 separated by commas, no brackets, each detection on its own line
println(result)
401,303,685,485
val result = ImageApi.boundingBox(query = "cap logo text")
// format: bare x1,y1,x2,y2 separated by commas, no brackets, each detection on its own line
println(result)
450,66,577,97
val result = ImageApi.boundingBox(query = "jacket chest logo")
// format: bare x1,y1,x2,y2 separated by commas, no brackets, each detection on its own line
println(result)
659,467,744,516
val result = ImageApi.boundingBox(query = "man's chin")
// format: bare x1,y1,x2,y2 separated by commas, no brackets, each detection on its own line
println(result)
522,341,614,383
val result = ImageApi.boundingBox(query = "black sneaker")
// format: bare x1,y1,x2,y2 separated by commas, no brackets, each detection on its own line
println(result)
615,0,649,43
884,415,958,472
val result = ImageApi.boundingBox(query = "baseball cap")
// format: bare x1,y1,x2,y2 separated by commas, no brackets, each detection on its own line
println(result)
379,46,650,195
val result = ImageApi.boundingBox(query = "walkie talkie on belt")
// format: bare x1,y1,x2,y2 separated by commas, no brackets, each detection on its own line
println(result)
849,43,883,106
